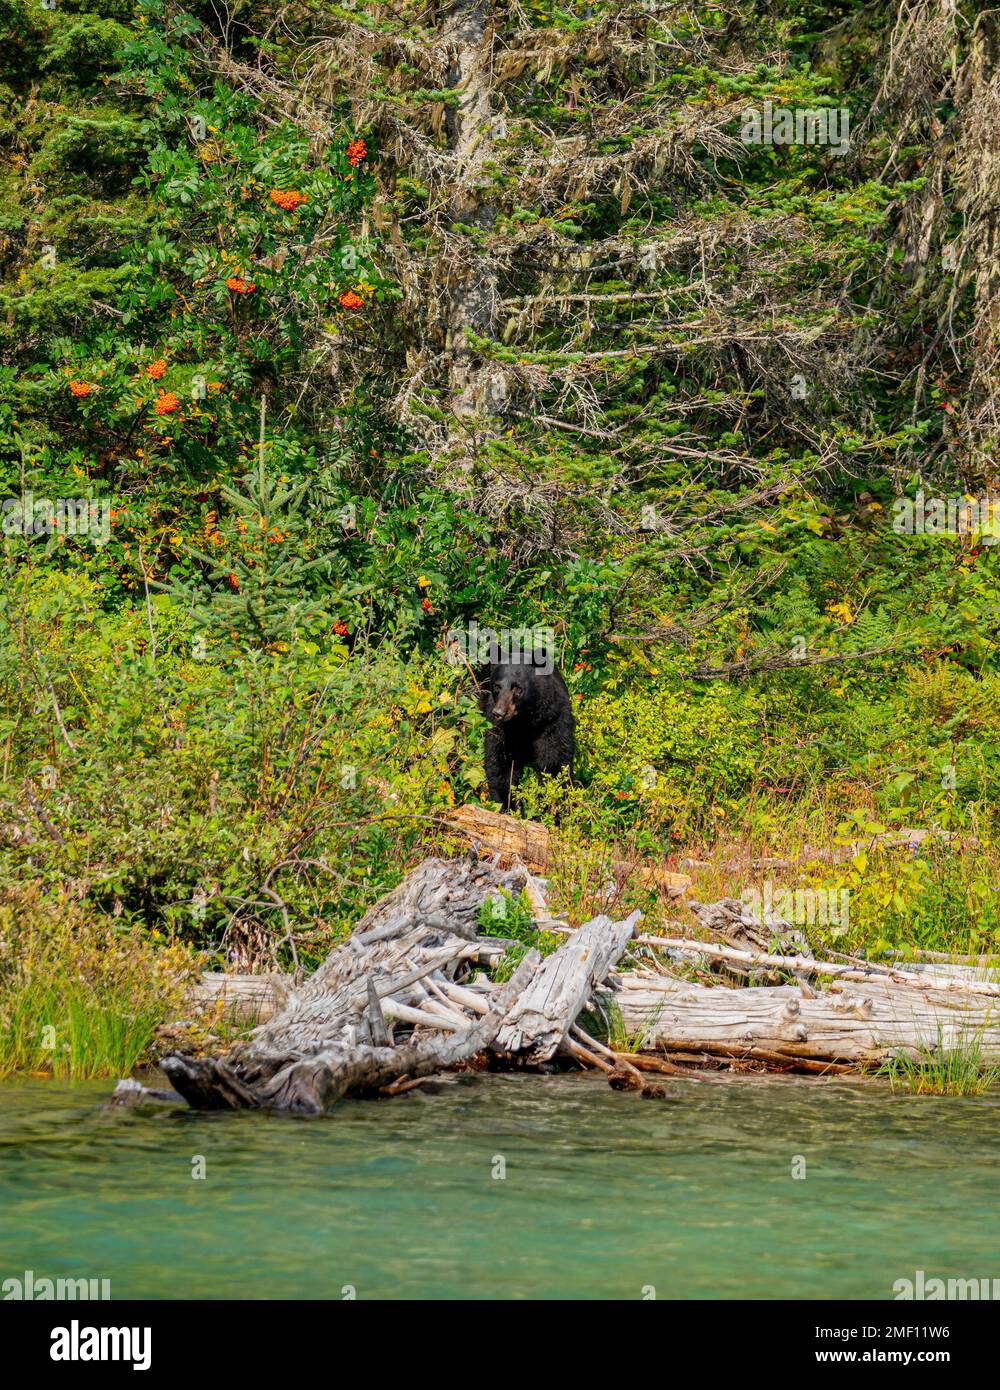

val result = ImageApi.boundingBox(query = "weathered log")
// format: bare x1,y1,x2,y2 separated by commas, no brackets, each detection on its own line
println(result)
157,854,641,1112
186,972,285,1024
439,805,551,870
608,970,1000,1065
495,910,640,1058
438,804,691,895
162,951,542,1114
160,856,527,1110
249,855,523,1057
637,935,1000,999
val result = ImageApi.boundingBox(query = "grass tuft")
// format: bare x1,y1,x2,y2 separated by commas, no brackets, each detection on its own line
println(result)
876,1029,1000,1096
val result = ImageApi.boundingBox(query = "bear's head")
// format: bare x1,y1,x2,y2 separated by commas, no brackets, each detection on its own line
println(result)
480,663,539,725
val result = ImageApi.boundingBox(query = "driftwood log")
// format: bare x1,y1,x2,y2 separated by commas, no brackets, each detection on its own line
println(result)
638,934,1000,998
608,969,1000,1066
162,951,542,1114
496,911,640,1059
158,855,639,1113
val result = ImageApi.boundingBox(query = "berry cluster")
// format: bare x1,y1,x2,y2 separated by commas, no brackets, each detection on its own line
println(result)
269,189,308,211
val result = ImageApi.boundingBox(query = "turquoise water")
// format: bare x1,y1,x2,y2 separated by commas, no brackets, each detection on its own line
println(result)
0,1071,997,1299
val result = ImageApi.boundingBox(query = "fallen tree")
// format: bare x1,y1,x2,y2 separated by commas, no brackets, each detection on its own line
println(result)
156,855,641,1113
162,950,542,1114
608,968,1000,1067
495,910,639,1059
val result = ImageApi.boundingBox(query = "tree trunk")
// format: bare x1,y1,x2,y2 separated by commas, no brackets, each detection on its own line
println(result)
609,970,1000,1065
443,0,504,423
496,910,639,1059
162,951,541,1115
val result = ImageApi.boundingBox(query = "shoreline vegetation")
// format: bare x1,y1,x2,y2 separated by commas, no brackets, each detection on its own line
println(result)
113,846,1000,1112
2,1,1000,1101
5,815,999,1098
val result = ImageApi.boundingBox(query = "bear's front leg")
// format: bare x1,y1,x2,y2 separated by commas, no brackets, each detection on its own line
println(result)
484,730,517,811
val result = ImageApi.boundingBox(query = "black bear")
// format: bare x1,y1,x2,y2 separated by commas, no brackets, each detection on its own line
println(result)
478,660,575,812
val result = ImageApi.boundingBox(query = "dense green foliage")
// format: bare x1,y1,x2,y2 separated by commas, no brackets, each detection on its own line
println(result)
1,1,999,1073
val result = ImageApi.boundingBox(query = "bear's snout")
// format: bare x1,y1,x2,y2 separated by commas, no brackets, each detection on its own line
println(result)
490,694,518,723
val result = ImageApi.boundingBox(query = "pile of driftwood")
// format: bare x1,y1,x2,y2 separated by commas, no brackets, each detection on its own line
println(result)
616,952,1000,1075
145,855,654,1114
116,819,1000,1115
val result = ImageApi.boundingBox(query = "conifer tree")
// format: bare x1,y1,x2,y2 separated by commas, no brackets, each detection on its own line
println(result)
177,399,333,648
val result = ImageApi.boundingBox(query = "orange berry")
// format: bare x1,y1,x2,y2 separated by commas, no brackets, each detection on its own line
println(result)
269,189,307,211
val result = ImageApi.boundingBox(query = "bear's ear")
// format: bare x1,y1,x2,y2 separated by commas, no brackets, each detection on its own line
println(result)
475,665,494,710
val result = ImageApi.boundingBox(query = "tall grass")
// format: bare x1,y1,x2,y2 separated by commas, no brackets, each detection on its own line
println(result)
0,980,170,1080
0,885,197,1080
600,1000,648,1054
876,1029,1000,1096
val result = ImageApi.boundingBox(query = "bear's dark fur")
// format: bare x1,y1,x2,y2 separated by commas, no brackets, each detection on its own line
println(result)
478,660,575,812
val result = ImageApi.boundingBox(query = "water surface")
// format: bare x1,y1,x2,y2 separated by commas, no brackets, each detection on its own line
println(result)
1,1072,997,1299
